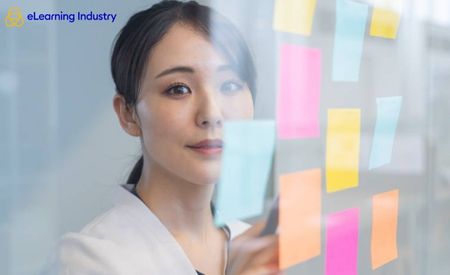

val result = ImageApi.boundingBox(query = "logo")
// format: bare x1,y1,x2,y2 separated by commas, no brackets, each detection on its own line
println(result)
4,7,118,27
5,7,25,28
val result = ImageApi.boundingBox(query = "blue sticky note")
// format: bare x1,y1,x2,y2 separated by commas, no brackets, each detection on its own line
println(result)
332,0,369,82
369,96,402,169
214,120,276,226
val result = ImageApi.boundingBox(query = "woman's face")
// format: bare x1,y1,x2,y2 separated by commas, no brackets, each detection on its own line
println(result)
135,23,254,185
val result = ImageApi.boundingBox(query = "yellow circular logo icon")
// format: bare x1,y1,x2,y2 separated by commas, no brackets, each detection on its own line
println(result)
5,7,25,28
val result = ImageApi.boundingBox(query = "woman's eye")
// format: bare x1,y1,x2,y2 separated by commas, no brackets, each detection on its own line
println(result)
220,80,243,94
165,84,191,96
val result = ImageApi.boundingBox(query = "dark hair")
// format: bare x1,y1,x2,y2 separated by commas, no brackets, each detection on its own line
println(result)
110,0,256,184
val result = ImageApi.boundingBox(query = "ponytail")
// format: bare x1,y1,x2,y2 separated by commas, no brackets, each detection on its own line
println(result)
127,155,143,184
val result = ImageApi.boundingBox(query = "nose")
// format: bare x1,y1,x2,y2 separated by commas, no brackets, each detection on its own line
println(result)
195,92,223,129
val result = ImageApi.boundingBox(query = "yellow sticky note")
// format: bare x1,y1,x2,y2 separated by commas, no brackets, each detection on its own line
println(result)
326,109,361,193
371,189,399,269
279,169,321,269
370,0,402,39
273,0,317,36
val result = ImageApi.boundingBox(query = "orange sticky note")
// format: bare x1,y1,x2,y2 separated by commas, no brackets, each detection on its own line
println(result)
370,0,402,39
371,189,399,269
279,169,321,269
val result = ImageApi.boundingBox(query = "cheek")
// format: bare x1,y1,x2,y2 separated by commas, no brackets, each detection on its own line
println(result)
140,103,190,146
139,103,220,184
223,92,254,119
139,100,207,168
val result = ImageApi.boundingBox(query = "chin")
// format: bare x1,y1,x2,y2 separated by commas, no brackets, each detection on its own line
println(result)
197,175,220,185
188,163,221,185
190,171,220,185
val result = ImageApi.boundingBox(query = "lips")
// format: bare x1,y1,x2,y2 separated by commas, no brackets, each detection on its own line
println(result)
188,139,223,148
187,139,223,155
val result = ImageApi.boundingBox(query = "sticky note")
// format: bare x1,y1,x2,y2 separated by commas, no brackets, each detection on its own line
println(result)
279,169,321,269
332,0,369,82
326,109,361,193
369,96,402,169
214,120,276,226
326,208,360,275
273,0,317,36
370,0,402,39
277,44,321,139
371,189,399,269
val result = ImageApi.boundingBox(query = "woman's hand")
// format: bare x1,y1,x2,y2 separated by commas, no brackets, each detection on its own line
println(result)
226,221,280,275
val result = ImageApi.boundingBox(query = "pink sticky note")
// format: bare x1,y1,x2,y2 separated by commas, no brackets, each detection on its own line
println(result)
326,208,359,275
277,44,321,139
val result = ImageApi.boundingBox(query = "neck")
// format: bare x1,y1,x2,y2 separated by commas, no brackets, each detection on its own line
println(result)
135,158,217,241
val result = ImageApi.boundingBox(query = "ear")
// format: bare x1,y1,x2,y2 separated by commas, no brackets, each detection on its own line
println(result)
113,94,142,137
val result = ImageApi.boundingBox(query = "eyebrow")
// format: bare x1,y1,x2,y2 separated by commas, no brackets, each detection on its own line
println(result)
156,66,194,78
155,64,234,78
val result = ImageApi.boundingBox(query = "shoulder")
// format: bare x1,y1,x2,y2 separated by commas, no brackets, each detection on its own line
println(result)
67,184,159,244
55,205,151,274
54,184,164,274
74,205,140,242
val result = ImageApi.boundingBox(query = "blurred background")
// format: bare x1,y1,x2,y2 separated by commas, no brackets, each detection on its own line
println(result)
0,0,449,274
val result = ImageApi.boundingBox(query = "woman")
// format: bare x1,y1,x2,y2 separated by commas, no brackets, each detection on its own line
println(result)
56,1,279,274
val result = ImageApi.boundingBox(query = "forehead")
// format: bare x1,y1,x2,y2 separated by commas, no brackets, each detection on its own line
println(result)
146,23,227,76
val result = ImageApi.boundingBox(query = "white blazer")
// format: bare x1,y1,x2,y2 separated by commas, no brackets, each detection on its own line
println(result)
53,184,250,275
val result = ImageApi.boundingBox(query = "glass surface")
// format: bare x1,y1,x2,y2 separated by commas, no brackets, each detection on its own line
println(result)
0,0,449,274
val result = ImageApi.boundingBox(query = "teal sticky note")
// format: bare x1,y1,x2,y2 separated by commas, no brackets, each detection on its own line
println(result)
214,120,276,226
332,0,369,82
369,96,402,169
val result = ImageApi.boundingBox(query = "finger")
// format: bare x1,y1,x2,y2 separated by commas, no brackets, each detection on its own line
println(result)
250,264,282,275
230,237,278,275
238,235,277,254
228,236,268,271
246,236,279,268
235,220,267,240
227,235,278,274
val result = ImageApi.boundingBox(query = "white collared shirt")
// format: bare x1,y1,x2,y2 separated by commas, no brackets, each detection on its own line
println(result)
52,184,250,275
